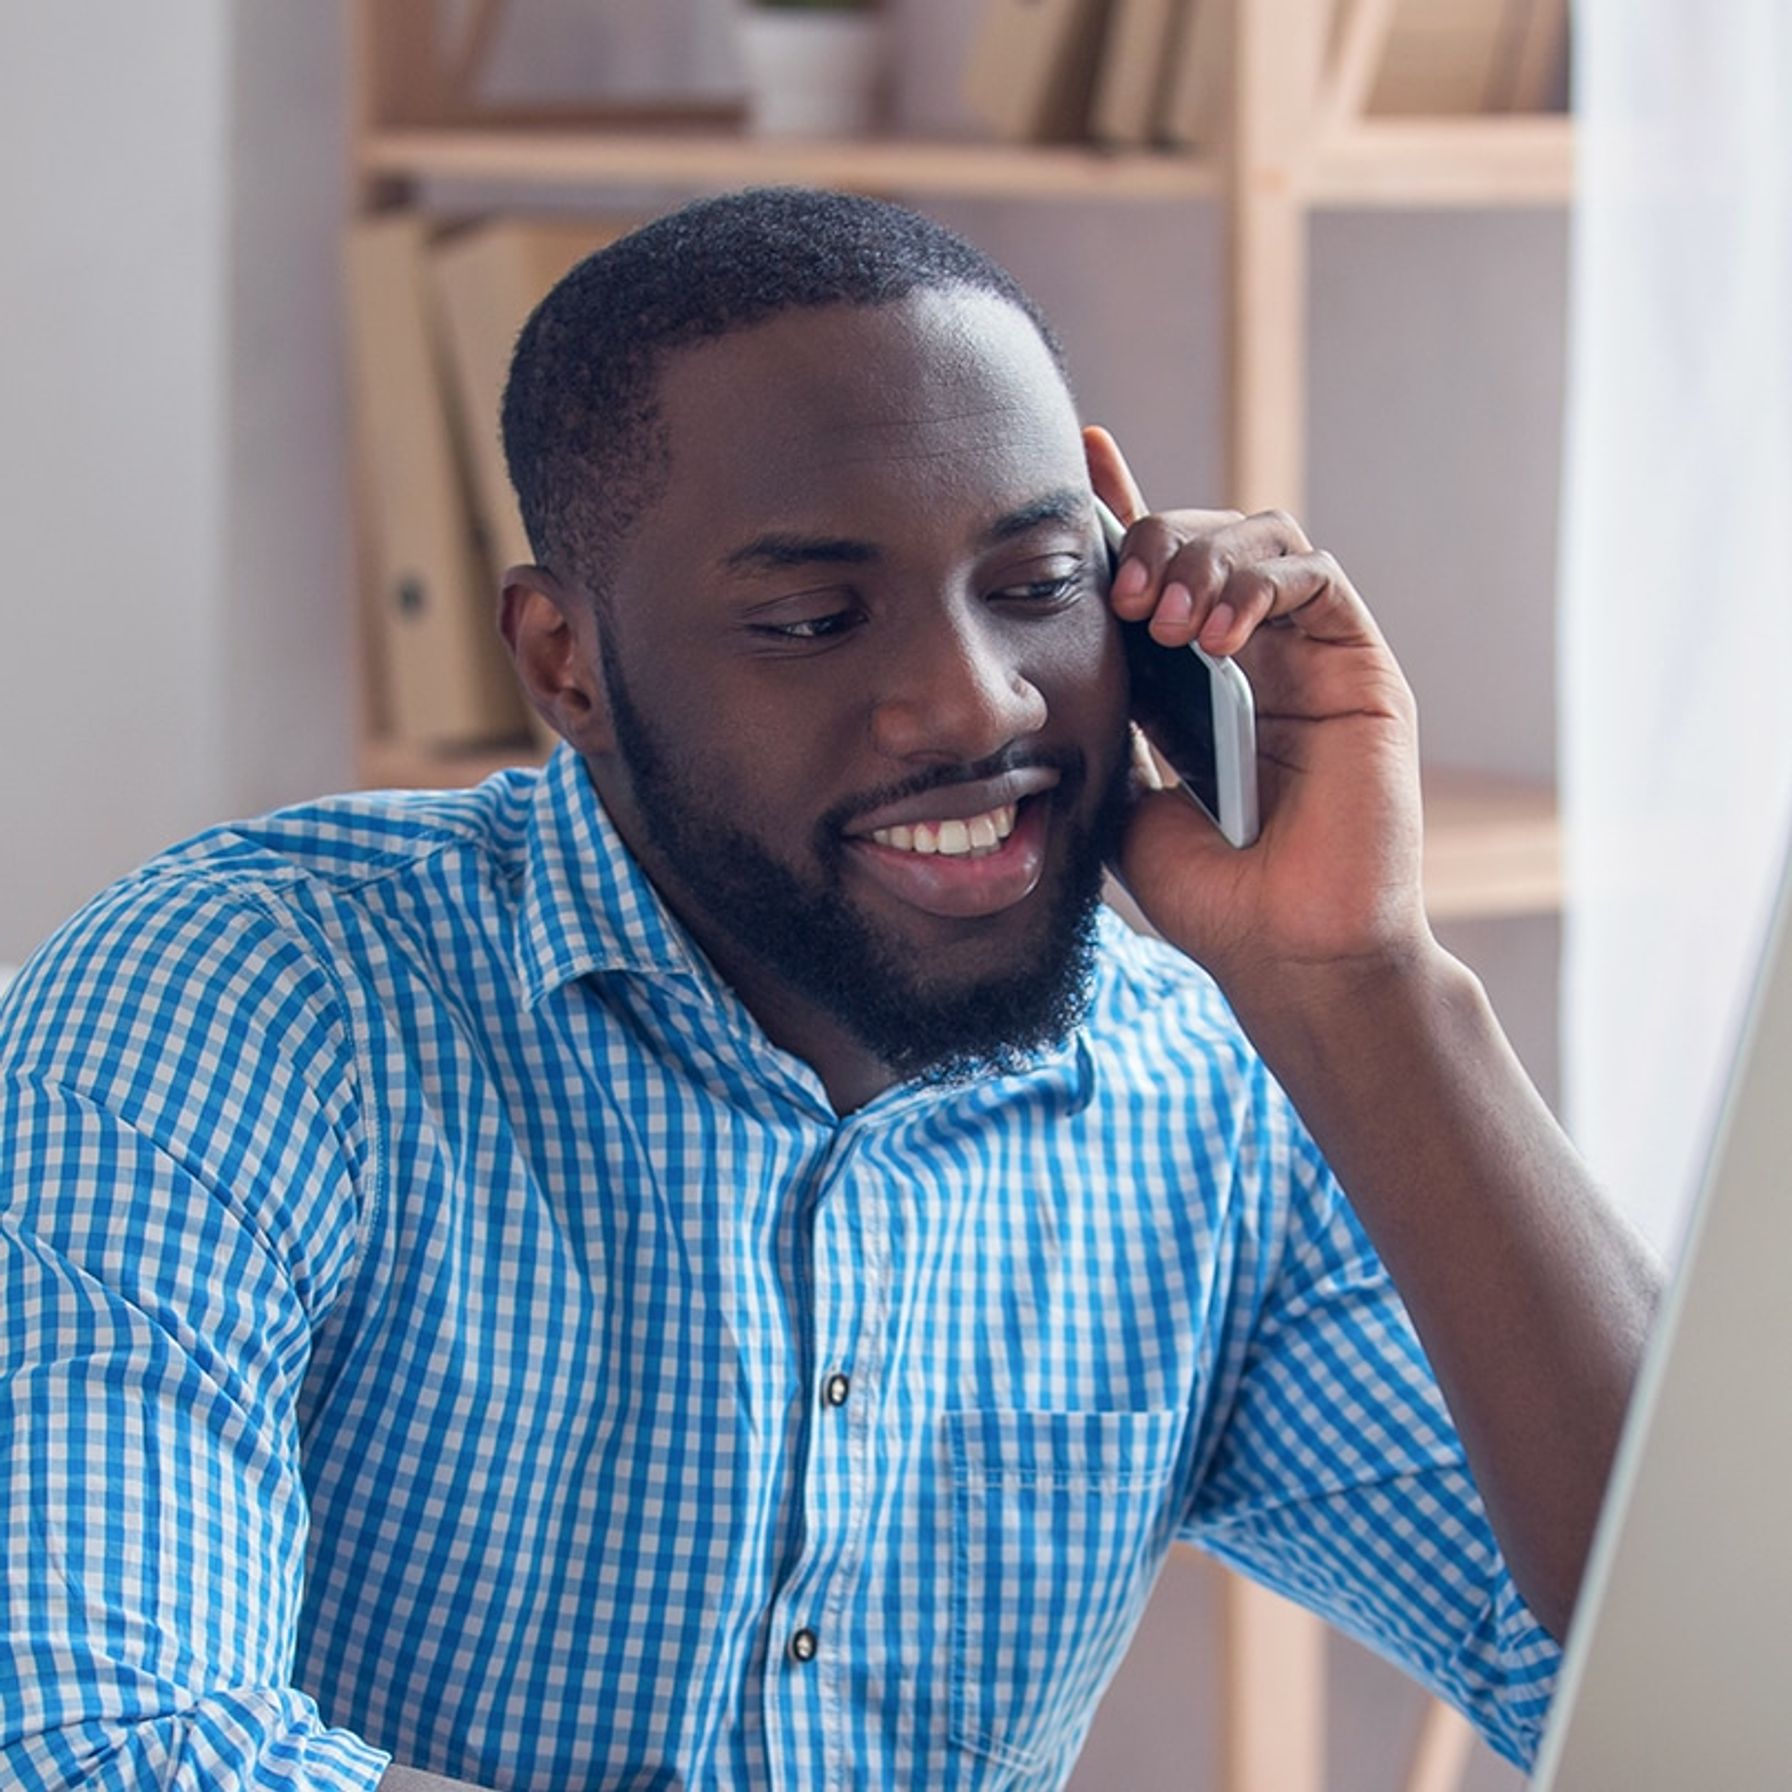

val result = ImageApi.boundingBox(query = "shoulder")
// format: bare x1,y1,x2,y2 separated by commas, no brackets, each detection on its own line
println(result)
150,768,544,898
0,770,542,1100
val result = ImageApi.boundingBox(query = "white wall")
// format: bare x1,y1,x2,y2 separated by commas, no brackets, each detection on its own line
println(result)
0,6,228,961
218,6,357,827
0,4,352,966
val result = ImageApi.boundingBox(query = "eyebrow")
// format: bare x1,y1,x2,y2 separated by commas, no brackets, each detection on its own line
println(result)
981,488,1091,545
721,534,882,574
717,489,1093,577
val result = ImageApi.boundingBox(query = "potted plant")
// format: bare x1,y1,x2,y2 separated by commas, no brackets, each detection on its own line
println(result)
738,0,888,138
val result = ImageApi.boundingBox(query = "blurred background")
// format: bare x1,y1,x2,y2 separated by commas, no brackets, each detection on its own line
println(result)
1,3,1785,1788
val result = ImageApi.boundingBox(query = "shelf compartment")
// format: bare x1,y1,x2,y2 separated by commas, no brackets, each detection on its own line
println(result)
356,736,549,792
1422,768,1561,919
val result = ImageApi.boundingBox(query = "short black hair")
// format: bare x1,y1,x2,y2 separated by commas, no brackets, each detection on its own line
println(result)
500,186,1067,602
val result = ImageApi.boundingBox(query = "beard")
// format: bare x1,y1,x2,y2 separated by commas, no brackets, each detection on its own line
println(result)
598,645,1132,1087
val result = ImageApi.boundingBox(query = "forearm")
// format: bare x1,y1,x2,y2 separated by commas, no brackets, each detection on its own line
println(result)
1224,941,1661,1642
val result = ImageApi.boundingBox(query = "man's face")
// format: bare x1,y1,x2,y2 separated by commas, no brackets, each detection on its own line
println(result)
584,288,1132,1084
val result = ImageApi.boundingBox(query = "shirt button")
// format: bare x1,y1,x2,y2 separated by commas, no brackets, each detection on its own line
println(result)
789,1627,819,1664
824,1372,851,1408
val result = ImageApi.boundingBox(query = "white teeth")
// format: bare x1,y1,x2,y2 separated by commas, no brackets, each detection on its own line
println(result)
869,802,1019,858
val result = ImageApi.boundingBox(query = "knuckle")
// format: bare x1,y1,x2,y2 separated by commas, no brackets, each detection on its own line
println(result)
1262,507,1313,552
1126,516,1177,564
1176,539,1228,587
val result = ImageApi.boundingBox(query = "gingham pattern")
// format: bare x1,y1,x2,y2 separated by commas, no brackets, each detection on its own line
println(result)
0,745,1559,1791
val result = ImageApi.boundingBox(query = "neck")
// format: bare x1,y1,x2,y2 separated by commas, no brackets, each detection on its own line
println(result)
586,756,898,1116
701,944,899,1116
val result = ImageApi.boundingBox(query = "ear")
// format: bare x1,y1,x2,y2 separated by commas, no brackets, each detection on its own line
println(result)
1082,424,1149,524
498,565,615,754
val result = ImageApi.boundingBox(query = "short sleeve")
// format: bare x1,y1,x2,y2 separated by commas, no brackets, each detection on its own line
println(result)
1182,1120,1562,1770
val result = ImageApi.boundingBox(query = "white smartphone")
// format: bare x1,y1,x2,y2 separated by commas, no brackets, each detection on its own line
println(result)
1097,499,1260,849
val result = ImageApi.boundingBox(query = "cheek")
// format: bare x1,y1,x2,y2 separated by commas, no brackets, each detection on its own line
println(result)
1039,609,1128,738
666,687,834,837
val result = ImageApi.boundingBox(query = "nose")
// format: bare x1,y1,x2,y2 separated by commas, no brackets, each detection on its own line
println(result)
868,607,1049,765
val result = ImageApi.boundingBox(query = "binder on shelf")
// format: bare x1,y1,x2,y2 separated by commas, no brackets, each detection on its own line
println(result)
345,212,528,748
963,0,1116,143
430,218,629,753
1369,0,1567,118
429,221,628,575
1090,0,1181,146
1156,0,1229,154
1500,0,1569,113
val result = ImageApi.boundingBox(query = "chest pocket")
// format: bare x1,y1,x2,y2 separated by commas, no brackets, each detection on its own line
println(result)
946,1408,1183,1781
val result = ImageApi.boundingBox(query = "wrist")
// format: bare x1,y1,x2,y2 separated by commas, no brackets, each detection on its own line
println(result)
1218,931,1471,1064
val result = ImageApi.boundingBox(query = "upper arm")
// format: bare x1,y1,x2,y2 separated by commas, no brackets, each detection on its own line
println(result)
0,871,389,1789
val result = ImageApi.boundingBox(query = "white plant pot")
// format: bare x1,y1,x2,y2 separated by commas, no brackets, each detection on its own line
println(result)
738,8,889,139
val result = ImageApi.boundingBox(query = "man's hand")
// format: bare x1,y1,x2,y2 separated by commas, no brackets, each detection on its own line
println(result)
1084,424,1661,1645
1086,425,1427,1003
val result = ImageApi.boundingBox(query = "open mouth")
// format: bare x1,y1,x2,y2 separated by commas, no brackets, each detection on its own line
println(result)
867,801,1018,860
846,793,1050,920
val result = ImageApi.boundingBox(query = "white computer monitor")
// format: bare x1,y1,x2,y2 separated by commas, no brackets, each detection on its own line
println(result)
1529,841,1792,1787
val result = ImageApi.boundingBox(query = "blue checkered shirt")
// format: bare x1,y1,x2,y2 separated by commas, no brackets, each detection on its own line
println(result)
1,744,1558,1790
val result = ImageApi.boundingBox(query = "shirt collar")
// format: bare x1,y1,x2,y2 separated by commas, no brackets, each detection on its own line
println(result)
514,742,726,1009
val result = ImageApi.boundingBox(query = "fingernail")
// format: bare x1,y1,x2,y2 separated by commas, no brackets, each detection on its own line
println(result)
1129,724,1165,791
1162,581,1194,627
1202,602,1236,650
1112,557,1147,602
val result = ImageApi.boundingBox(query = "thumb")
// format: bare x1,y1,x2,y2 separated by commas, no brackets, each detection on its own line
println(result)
1114,788,1251,962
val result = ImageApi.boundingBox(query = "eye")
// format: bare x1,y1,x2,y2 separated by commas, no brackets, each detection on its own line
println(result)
751,609,859,642
993,565,1093,608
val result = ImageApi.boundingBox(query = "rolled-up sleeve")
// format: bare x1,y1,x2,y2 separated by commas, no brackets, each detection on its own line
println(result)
1182,1114,1562,1770
1,868,390,1790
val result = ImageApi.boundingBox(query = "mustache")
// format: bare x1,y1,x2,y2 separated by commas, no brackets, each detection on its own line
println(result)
817,744,1088,846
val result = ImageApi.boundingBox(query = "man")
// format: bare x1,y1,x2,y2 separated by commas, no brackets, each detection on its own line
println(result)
0,190,1655,1791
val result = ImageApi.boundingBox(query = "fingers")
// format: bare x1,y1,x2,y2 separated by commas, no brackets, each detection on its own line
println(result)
1107,506,1380,658
1105,508,1292,631
1106,507,1250,624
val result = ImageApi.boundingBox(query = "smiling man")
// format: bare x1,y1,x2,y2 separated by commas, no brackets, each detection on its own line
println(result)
507,270,1136,1108
0,190,1656,1792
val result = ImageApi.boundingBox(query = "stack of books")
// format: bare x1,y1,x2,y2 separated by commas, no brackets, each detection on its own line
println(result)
965,0,1569,150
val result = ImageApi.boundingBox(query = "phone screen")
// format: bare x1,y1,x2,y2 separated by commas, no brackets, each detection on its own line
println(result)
1096,496,1256,847
1121,625,1222,822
